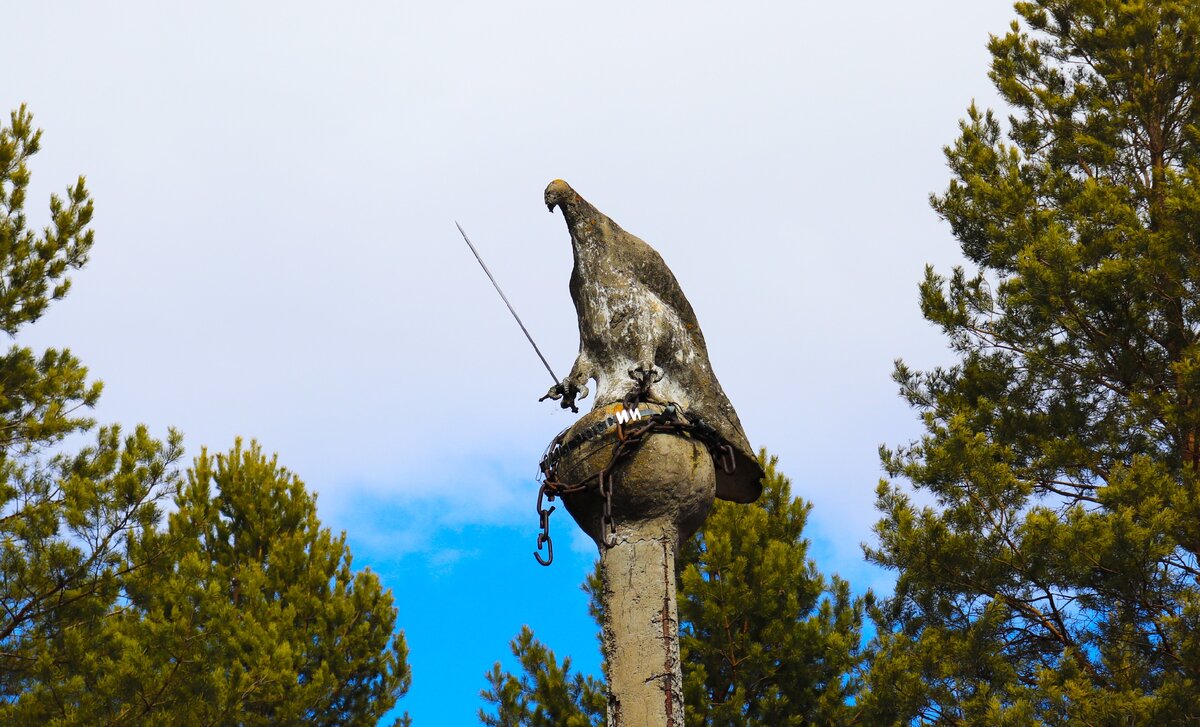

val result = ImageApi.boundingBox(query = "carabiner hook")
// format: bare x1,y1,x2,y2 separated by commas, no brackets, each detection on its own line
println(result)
534,532,554,566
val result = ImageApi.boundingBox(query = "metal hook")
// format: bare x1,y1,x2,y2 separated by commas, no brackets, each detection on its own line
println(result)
535,532,554,566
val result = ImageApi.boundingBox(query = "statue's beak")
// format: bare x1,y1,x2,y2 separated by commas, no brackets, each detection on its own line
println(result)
546,200,557,213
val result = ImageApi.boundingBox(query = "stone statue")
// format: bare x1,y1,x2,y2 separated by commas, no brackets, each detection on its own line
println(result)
540,179,763,503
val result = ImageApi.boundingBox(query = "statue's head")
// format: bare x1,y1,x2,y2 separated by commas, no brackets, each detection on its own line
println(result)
544,179,576,213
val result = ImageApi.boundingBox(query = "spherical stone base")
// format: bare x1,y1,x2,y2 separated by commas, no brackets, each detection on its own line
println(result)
550,404,717,549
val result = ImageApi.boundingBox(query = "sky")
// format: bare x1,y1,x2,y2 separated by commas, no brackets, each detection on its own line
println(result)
10,2,1019,723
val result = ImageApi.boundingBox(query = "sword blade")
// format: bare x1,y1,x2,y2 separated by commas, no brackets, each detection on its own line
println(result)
456,222,561,386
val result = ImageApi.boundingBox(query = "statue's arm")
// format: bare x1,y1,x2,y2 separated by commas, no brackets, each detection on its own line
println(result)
540,349,596,412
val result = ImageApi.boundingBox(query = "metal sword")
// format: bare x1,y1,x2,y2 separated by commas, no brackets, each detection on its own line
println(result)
455,222,562,387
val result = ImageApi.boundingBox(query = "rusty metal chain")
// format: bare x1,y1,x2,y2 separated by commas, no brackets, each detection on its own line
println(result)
533,402,737,566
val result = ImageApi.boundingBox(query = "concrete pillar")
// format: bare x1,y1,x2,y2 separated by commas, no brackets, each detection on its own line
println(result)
600,524,683,726
555,407,715,727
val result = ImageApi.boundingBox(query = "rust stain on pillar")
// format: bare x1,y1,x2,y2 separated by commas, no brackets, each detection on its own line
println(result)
661,538,676,727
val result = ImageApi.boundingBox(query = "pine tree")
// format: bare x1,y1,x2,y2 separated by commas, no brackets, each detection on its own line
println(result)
479,452,863,725
0,107,411,724
0,105,185,716
861,2,1200,723
679,453,862,725
15,440,414,726
479,626,606,727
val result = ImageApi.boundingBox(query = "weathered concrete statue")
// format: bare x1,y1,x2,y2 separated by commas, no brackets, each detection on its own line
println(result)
537,179,764,725
540,178,763,503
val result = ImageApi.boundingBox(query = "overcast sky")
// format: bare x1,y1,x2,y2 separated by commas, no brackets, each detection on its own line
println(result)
12,2,1018,723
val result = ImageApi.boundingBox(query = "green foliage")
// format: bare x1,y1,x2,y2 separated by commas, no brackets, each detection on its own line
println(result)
0,108,411,725
8,439,413,726
0,105,185,715
0,105,94,335
479,625,605,727
479,451,863,725
9,439,413,726
679,452,862,726
862,2,1200,723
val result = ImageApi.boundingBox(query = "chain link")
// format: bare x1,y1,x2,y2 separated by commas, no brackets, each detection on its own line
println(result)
533,402,737,566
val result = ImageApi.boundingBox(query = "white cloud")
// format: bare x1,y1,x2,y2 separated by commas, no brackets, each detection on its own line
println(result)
9,0,1017,593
